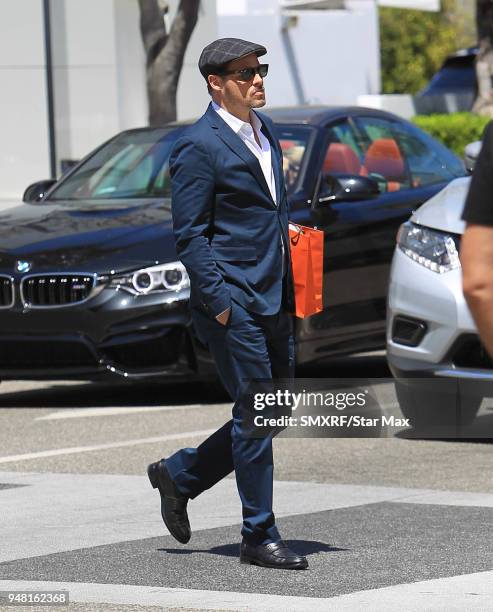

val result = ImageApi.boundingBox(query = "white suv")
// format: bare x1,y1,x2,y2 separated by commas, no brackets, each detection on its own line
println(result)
386,143,493,432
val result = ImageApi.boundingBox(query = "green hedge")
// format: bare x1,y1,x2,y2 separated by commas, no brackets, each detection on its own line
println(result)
412,113,491,157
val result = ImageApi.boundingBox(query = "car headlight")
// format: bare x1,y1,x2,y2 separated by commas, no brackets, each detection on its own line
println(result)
397,221,460,273
108,261,190,295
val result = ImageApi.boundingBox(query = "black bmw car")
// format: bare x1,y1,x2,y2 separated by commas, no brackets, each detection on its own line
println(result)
0,106,465,381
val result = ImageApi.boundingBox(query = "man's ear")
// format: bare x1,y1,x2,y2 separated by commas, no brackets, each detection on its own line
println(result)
208,74,222,92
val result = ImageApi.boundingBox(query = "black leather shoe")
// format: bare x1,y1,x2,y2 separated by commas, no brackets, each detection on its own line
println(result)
240,539,308,569
147,459,191,544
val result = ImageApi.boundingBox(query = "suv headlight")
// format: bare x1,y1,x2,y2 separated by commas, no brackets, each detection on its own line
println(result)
397,221,460,273
108,261,190,295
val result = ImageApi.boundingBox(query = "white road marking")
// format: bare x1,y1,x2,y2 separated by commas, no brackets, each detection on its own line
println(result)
34,404,221,421
0,580,327,612
0,429,217,464
34,403,398,422
1,573,492,611
310,569,493,611
33,401,399,426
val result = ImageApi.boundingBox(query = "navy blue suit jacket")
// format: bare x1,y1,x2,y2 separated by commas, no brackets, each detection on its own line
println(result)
169,102,295,318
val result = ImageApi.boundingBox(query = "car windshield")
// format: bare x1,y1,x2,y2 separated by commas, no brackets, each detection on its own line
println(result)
48,122,313,202
272,125,314,192
48,128,187,201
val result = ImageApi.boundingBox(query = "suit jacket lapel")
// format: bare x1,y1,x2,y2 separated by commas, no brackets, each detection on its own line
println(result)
204,103,276,206
259,116,282,206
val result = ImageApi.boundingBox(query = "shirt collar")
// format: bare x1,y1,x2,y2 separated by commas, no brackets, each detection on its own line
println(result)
211,100,262,138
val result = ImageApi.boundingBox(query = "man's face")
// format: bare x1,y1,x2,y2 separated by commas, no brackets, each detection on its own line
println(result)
210,53,266,112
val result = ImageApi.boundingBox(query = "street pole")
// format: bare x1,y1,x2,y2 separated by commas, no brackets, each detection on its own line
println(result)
42,0,57,179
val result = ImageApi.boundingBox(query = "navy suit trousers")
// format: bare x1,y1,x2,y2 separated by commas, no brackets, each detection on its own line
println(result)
165,297,295,545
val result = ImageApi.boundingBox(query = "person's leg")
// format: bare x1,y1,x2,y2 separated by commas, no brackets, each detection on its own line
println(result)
166,301,288,543
265,308,295,380
230,307,296,543
164,303,237,499
165,420,234,499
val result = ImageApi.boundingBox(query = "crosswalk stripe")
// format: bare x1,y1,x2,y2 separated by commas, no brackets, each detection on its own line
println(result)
0,429,217,464
34,404,220,421
1,573,492,611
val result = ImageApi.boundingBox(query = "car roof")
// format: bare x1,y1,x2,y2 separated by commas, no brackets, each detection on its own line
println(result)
445,46,478,60
119,105,405,136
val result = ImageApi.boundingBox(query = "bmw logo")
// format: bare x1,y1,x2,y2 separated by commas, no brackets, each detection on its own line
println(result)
16,261,32,273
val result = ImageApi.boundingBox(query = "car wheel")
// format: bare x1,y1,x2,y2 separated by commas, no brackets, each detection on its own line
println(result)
200,377,230,401
395,380,481,435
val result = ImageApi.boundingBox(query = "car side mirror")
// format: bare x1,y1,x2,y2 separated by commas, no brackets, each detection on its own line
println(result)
317,174,380,205
464,141,481,174
23,179,57,203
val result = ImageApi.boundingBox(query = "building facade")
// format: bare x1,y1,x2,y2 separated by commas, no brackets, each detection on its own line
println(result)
1,0,387,207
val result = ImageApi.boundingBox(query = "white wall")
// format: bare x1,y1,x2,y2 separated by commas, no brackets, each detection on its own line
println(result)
50,0,147,168
114,0,149,130
0,0,50,208
217,0,380,107
0,0,380,205
0,0,217,207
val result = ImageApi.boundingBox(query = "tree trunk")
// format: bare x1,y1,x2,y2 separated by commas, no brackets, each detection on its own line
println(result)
138,0,200,126
473,0,493,116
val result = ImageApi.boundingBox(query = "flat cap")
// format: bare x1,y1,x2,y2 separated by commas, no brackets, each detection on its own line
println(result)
198,37,267,79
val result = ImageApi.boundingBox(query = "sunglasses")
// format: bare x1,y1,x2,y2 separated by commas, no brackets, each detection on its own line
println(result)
218,64,269,81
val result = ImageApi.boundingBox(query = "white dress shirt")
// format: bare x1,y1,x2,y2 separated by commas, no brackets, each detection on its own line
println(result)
211,102,287,318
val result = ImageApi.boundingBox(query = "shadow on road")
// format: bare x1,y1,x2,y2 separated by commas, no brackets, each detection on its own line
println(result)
0,352,390,408
158,540,346,558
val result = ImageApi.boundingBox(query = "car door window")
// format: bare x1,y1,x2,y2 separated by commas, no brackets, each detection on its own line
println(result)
354,116,465,189
274,126,314,193
323,120,367,178
387,121,466,187
353,117,412,192
323,117,413,194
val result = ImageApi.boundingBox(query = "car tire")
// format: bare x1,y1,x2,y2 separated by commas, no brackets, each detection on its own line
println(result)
395,380,481,435
200,377,230,401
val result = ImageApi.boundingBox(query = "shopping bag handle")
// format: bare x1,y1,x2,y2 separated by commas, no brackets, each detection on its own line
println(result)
288,222,304,245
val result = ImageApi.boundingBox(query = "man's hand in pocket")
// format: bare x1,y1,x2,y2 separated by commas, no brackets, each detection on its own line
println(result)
215,305,231,326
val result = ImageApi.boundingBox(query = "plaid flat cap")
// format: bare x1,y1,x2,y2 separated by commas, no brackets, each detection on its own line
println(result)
198,38,267,79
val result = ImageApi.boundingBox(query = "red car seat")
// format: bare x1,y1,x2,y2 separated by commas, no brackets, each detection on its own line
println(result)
363,138,405,192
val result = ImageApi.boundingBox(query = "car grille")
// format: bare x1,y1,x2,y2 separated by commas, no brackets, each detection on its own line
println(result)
0,276,14,308
20,274,96,307
0,339,97,369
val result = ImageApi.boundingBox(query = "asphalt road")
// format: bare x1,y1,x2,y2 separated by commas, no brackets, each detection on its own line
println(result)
0,353,492,611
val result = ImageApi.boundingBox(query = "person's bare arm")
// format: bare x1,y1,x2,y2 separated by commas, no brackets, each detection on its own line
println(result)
461,224,493,357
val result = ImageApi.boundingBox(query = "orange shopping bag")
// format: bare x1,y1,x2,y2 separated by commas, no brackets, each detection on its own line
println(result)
288,222,324,318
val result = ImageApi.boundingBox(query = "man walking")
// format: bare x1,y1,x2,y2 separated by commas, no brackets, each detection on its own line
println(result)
147,38,308,570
